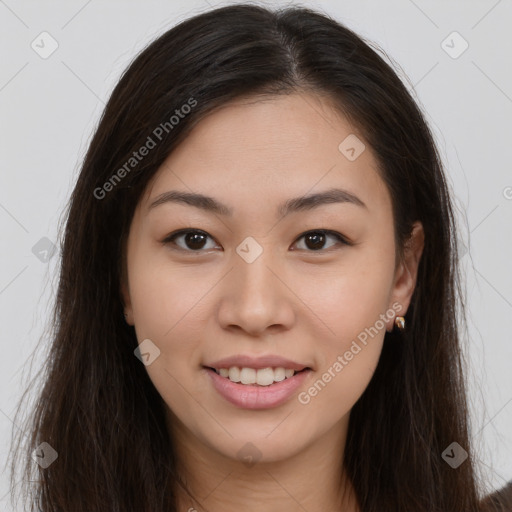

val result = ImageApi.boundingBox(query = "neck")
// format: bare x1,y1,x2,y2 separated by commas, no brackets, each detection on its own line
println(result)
169,414,360,512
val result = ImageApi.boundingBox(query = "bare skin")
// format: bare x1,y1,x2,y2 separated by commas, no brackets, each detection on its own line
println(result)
121,92,424,512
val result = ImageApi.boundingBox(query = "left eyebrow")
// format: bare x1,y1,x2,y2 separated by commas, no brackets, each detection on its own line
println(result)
148,187,367,218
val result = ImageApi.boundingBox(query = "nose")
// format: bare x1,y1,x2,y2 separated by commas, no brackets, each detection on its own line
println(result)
216,249,296,337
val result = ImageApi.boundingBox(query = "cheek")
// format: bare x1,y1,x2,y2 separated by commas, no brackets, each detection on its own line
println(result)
126,254,198,389
127,257,207,416
296,271,389,416
293,246,394,401
299,342,382,422
298,249,394,343
128,246,204,340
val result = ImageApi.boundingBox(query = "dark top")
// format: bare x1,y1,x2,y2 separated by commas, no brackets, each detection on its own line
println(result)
481,482,512,511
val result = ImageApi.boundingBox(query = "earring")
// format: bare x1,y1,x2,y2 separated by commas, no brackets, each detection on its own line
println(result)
394,316,405,331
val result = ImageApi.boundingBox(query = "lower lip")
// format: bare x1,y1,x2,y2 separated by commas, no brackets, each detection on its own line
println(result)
205,368,311,410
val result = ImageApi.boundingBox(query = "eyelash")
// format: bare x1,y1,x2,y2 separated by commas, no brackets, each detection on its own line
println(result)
161,229,351,253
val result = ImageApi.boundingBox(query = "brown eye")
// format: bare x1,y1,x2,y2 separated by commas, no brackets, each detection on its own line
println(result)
292,230,349,252
163,230,218,252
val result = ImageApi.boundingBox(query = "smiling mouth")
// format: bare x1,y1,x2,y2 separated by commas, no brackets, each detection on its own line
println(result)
206,366,310,386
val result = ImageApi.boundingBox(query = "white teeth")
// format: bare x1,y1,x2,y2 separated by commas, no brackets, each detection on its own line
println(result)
228,367,241,382
256,367,274,386
214,366,301,385
274,367,286,382
240,367,256,384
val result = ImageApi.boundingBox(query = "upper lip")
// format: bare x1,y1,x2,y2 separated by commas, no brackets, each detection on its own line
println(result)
205,355,311,371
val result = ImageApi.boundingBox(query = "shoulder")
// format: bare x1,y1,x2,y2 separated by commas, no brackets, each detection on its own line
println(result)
480,481,512,511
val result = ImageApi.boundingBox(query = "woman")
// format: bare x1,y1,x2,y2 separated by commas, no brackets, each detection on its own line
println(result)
8,3,496,511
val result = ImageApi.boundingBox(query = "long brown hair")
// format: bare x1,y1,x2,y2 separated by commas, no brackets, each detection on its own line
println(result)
9,4,486,511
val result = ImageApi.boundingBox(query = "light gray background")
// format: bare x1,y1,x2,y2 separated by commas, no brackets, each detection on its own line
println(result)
1,0,511,508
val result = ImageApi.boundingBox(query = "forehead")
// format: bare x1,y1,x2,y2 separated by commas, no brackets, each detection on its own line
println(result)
140,92,390,218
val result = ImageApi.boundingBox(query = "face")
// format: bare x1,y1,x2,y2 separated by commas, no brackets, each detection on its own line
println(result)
121,92,423,466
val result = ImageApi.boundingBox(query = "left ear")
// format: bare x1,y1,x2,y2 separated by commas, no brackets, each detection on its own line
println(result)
386,221,424,331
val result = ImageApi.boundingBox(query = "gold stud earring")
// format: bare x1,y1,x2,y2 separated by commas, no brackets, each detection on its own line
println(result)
394,316,405,331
